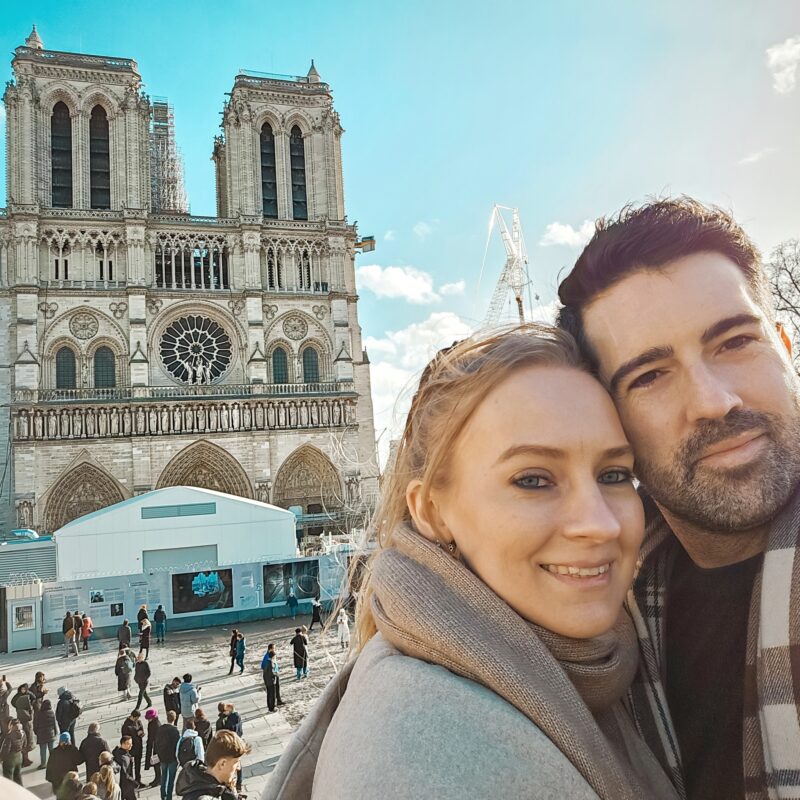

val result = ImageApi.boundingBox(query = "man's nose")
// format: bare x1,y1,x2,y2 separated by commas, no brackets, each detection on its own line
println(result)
683,362,743,424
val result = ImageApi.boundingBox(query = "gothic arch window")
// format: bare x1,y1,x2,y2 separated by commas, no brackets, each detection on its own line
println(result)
157,441,253,498
51,101,73,208
272,445,341,513
44,462,126,533
93,345,116,388
289,125,308,220
302,346,320,383
89,105,111,209
55,346,76,389
272,346,289,384
96,242,113,281
266,247,283,290
260,122,278,219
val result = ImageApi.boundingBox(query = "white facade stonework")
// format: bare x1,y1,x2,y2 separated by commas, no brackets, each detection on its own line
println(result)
0,29,378,536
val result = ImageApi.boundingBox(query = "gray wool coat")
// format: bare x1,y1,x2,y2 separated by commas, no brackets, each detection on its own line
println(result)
263,634,599,799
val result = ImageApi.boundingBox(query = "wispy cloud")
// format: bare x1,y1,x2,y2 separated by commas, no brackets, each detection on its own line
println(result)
440,280,466,296
413,221,433,240
766,35,800,93
539,220,594,248
356,264,440,304
738,147,776,165
383,230,395,241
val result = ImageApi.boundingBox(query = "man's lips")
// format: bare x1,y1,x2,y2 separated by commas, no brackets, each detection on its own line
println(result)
695,430,767,466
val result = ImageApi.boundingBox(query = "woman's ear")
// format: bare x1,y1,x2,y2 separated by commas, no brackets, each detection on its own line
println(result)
406,479,450,543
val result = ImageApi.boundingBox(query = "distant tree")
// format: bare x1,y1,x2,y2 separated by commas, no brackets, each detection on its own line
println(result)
767,239,800,370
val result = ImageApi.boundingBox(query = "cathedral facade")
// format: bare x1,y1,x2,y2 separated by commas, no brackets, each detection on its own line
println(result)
0,28,378,538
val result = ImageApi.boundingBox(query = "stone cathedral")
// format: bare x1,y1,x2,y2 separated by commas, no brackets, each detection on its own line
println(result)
0,27,379,538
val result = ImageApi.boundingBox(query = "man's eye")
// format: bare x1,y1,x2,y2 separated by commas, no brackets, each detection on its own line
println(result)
628,370,661,390
514,475,552,489
721,335,755,352
599,469,633,485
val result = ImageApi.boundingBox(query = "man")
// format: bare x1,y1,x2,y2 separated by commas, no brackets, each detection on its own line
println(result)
290,628,308,680
557,197,800,799
112,736,137,800
176,720,204,766
179,674,201,731
164,677,182,719
45,732,83,796
117,619,132,649
154,604,167,644
121,709,145,787
62,611,78,658
78,722,109,781
72,610,83,650
174,730,250,800
55,687,81,741
10,683,34,767
155,710,181,800
260,644,283,713
133,653,152,711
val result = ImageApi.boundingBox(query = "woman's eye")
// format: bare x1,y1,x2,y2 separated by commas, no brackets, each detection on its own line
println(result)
514,474,552,489
599,469,633,485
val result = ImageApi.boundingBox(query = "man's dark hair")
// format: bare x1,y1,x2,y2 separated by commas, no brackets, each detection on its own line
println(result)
184,719,195,730
129,710,140,719
120,735,132,745
183,674,192,683
557,197,770,366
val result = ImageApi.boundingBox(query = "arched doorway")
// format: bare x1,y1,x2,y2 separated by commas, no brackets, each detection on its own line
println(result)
272,445,341,513
44,463,126,532
156,440,253,499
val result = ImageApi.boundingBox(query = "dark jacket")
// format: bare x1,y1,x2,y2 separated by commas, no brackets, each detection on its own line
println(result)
290,634,308,669
215,713,228,732
72,614,83,633
55,690,80,732
0,724,24,755
139,627,151,649
11,689,34,723
62,614,73,636
154,608,167,624
146,717,161,768
228,633,237,657
112,745,135,791
194,717,212,749
261,653,277,686
222,710,242,737
163,684,181,718
0,681,11,726
30,680,47,710
117,624,132,646
134,660,151,689
115,652,134,692
33,700,58,744
46,742,83,786
175,759,237,800
154,722,180,765
79,731,110,778
121,717,144,754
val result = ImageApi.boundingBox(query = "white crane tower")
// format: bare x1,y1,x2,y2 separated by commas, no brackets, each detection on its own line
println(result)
481,205,534,327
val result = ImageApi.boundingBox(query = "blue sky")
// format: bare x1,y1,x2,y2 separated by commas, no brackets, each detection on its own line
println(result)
2,1,800,448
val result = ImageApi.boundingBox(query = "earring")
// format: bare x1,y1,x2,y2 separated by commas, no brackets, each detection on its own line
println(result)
447,541,456,555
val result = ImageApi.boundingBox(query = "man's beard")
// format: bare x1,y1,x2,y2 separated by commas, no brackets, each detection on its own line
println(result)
635,406,800,532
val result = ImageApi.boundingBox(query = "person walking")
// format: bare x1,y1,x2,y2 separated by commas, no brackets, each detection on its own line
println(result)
139,620,152,661
1,718,25,784
154,710,180,800
33,697,57,769
78,723,109,782
290,628,308,680
286,590,299,620
226,629,238,676
116,620,132,650
234,633,246,675
121,710,144,788
112,737,136,800
144,708,161,789
153,606,167,645
115,648,134,703
309,597,323,631
136,605,149,633
72,611,83,651
132,654,152,711
63,612,78,658
178,675,201,731
11,683,34,767
45,732,83,796
81,614,93,652
336,608,350,651
163,678,181,720
260,644,283,712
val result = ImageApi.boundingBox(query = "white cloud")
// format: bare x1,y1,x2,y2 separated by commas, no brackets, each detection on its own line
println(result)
528,300,559,325
440,280,466,296
539,220,594,248
356,264,440,304
413,221,433,240
766,35,800,94
383,230,395,241
365,312,473,463
738,147,776,165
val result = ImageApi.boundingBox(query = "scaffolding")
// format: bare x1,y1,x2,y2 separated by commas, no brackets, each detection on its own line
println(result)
150,97,189,213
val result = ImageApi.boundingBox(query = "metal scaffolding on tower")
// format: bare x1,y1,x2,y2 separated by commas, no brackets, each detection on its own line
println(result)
150,97,189,214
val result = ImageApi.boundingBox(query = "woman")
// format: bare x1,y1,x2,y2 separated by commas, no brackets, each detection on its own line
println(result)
143,708,161,789
81,614,93,652
136,605,149,633
336,609,350,651
309,597,323,631
90,765,121,800
138,620,151,661
114,647,134,702
30,672,47,711
227,629,239,676
193,708,212,750
265,326,679,799
33,697,57,769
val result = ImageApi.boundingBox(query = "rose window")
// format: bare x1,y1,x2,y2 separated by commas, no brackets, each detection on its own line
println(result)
160,315,232,385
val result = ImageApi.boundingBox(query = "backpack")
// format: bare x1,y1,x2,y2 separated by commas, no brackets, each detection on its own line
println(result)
177,735,195,766
67,697,81,721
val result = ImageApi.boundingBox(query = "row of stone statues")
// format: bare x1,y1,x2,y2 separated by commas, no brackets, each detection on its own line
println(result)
13,396,356,441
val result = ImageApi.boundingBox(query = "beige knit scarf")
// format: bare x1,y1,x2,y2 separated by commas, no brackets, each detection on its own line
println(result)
370,525,679,800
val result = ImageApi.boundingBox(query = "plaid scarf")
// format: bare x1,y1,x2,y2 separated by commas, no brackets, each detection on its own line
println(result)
627,489,800,800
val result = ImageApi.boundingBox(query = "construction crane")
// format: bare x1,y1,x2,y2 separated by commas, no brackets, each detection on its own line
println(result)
481,205,533,327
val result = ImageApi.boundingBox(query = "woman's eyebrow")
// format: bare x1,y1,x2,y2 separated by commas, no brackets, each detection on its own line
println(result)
494,443,632,465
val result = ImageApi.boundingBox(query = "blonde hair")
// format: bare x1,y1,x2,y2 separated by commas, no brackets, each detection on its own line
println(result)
353,323,584,649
